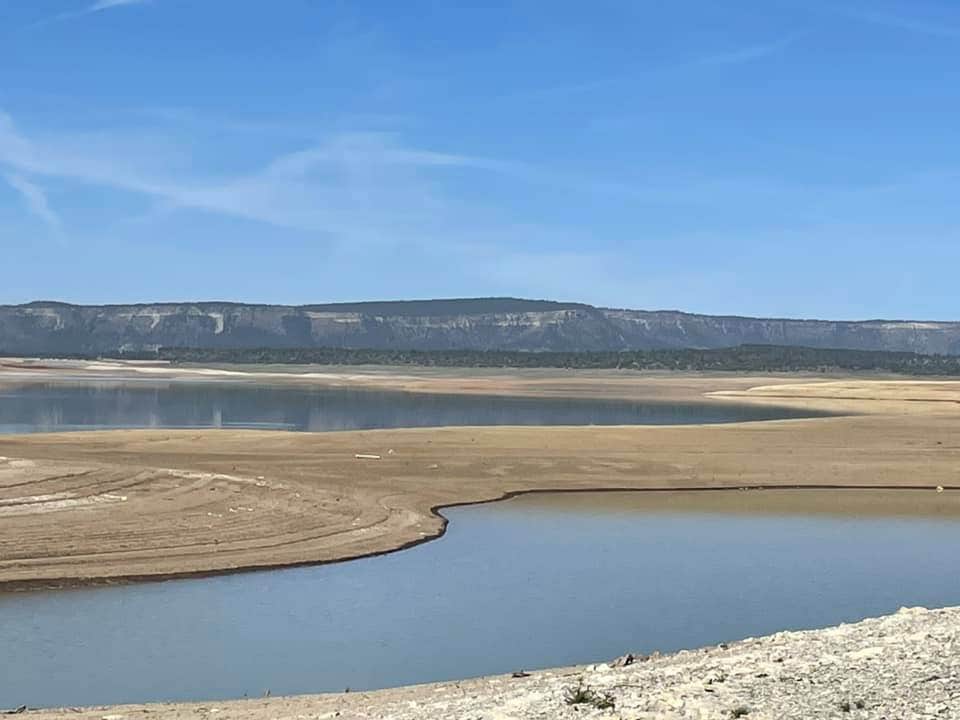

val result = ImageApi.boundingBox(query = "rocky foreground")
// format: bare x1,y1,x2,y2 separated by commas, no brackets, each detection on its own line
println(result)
22,606,959,719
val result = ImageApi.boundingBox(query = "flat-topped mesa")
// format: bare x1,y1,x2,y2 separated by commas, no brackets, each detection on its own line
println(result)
2,298,960,354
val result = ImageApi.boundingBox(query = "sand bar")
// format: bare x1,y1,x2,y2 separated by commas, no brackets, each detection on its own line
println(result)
2,367,960,590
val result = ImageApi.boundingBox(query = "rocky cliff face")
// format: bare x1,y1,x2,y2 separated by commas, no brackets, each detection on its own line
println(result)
2,299,959,355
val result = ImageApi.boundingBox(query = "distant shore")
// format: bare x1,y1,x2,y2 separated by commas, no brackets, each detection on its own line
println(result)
1,363,959,591
0,354,933,404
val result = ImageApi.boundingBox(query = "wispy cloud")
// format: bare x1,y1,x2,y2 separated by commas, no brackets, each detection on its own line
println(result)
30,0,151,28
695,35,798,67
0,110,499,240
504,35,796,102
88,0,150,11
3,172,63,236
0,107,702,261
807,2,960,41
847,9,960,40
0,106,906,248
4,103,932,265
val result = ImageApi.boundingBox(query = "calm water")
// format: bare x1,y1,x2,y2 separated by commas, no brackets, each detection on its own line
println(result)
2,490,959,709
0,380,822,433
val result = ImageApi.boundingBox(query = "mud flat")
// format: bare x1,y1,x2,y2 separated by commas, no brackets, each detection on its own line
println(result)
19,605,960,719
1,371,960,590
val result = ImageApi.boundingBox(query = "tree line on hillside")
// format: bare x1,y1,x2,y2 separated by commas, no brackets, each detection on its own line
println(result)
140,344,960,375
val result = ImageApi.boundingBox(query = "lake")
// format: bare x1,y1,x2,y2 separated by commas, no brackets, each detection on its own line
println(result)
1,490,959,709
3,380,948,710
0,379,823,433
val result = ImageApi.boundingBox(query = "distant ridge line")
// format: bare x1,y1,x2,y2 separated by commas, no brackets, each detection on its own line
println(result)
8,297,951,325
1,298,958,355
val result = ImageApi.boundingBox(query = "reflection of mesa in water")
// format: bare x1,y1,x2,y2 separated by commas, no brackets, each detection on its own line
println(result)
0,380,827,434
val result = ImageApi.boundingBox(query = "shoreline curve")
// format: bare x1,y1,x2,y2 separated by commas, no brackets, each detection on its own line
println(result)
2,482,959,594
1,370,960,592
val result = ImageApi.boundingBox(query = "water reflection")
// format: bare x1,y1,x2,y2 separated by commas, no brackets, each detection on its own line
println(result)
0,381,823,434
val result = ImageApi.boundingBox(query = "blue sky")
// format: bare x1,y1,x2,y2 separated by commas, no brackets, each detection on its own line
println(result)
1,0,959,319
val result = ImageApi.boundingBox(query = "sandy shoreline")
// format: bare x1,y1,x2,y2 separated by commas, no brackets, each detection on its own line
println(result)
0,356,924,405
2,365,960,591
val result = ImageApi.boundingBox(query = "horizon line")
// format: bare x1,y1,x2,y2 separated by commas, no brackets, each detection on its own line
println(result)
3,297,957,325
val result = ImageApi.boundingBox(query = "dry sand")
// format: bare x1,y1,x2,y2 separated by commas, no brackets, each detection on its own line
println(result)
2,367,960,591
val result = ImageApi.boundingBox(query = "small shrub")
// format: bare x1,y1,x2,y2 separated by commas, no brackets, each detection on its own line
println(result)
563,681,592,705
563,681,616,710
730,706,750,718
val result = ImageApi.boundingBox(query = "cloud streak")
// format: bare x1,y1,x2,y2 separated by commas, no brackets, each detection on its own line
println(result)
3,172,63,235
0,110,501,240
0,108,699,263
30,0,151,28
88,0,151,11
848,10,960,40
807,3,960,41
73,0,152,21
694,35,798,67
504,34,796,102
0,106,913,249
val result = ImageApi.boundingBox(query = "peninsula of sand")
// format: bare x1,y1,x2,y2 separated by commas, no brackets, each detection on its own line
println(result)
2,360,960,591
